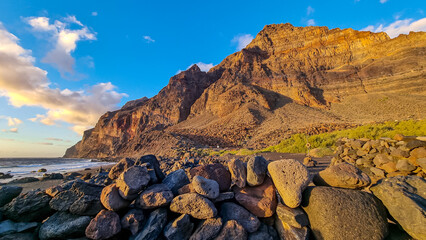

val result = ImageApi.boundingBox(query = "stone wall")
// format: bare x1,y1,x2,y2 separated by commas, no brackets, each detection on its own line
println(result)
331,134,426,179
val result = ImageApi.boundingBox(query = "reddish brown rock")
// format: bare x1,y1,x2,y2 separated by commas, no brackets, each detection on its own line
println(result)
189,163,231,192
233,177,277,217
313,162,371,189
85,210,121,240
100,184,130,211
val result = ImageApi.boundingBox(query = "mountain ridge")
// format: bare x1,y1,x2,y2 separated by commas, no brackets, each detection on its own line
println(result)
65,23,426,158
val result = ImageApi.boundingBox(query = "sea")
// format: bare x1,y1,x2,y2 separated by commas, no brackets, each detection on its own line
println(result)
0,158,112,183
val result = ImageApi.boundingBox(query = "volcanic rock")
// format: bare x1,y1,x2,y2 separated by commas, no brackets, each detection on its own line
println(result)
275,215,309,240
1,189,53,222
248,222,279,240
170,193,217,219
121,208,144,235
302,186,388,240
116,165,150,200
228,159,247,188
189,163,231,192
108,158,134,180
100,184,130,211
313,162,371,189
163,214,194,240
39,211,91,240
133,208,168,240
247,156,268,186
370,176,426,240
163,169,190,195
0,186,22,207
268,159,310,208
136,184,174,209
85,210,121,240
192,175,220,199
214,220,247,240
233,177,277,217
190,217,223,240
135,154,165,180
220,202,260,233
275,203,309,228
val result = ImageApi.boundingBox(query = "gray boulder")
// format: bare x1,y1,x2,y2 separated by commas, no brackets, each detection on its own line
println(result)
190,217,223,240
136,184,174,209
0,186,22,207
370,176,426,240
163,169,190,195
302,186,388,240
247,156,268,187
121,208,144,235
1,189,53,222
134,208,168,240
163,214,194,240
220,202,260,233
192,175,220,199
39,212,91,240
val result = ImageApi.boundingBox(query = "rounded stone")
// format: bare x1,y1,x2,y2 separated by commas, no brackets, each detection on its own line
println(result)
136,184,174,209
233,177,277,217
247,156,268,187
220,202,260,233
268,159,310,208
170,193,217,219
39,211,91,240
100,184,130,211
313,162,371,189
116,165,150,200
302,186,388,240
85,210,121,240
192,175,220,199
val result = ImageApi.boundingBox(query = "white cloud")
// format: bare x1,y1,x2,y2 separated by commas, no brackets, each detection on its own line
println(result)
361,17,426,38
380,0,388,3
26,16,96,76
307,19,316,26
143,35,155,43
0,116,22,126
91,12,98,17
0,23,127,135
231,34,254,51
176,62,215,74
307,6,315,16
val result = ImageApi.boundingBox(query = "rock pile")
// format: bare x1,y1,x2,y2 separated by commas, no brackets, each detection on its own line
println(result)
0,151,425,239
332,134,426,179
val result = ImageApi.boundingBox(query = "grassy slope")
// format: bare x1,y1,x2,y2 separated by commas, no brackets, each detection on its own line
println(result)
208,119,426,156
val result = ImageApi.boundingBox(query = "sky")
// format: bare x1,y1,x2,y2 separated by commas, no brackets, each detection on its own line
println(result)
0,0,425,157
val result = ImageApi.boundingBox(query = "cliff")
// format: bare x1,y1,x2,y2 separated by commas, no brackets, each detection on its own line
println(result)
65,23,426,158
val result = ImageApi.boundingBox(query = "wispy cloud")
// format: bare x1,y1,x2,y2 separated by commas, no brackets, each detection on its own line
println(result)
231,34,254,51
45,137,70,142
36,142,53,145
91,12,98,17
2,128,18,133
0,116,23,127
176,62,215,74
25,16,96,77
307,19,316,26
0,23,127,135
380,0,388,3
361,17,426,38
307,6,315,16
143,35,155,43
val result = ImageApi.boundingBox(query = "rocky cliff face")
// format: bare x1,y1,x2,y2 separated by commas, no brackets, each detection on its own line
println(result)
65,23,426,158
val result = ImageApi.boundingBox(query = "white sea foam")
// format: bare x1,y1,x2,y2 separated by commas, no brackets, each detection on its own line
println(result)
0,158,112,183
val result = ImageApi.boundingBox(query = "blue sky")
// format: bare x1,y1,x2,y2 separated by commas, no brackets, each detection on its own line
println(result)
0,0,425,157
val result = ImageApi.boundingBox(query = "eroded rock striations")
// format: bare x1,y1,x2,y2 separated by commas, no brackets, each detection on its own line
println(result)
65,24,426,158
